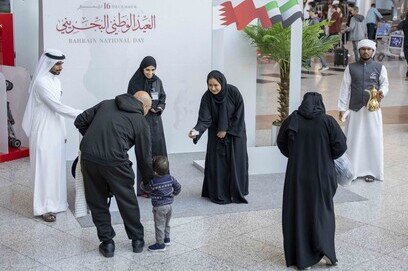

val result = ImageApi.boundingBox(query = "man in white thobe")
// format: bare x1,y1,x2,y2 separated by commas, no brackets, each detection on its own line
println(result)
338,39,389,182
22,49,82,222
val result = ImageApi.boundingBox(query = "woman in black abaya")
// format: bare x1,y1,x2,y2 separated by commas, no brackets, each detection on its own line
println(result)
277,92,347,270
128,56,167,195
189,70,248,204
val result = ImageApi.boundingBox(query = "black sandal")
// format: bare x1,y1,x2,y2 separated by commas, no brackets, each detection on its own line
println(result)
364,176,375,182
42,212,56,222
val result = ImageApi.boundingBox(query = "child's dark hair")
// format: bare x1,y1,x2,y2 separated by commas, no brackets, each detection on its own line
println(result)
153,156,169,176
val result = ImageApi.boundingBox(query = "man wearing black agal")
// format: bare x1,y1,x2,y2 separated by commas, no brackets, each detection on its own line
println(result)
74,91,154,258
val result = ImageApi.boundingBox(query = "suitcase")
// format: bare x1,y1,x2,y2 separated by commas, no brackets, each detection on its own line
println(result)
334,47,349,67
334,33,349,67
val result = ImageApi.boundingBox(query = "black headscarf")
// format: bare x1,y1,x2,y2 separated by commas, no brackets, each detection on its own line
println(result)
127,56,158,95
298,92,326,118
207,70,229,132
289,92,326,133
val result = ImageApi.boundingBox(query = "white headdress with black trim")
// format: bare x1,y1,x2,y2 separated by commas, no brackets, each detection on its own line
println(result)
22,49,65,136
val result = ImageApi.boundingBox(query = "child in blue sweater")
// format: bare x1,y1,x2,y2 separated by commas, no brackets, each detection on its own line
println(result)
141,156,181,252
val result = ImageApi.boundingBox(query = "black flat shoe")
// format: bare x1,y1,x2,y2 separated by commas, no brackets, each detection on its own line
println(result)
132,239,145,253
364,175,375,182
99,240,115,258
42,213,56,222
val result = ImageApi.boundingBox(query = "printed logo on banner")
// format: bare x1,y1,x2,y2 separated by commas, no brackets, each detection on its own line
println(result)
55,2,156,44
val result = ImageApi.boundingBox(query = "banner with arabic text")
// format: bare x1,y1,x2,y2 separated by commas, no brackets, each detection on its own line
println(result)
42,0,212,156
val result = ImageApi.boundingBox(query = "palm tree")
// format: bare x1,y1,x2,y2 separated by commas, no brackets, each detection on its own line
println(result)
244,21,340,125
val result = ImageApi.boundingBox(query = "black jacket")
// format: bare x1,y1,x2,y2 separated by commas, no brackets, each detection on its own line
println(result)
74,94,153,182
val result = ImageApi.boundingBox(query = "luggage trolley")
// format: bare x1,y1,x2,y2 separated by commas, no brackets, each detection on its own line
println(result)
375,22,391,60
376,22,405,61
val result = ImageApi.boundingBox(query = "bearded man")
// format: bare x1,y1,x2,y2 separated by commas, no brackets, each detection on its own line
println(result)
22,49,82,222
338,39,389,182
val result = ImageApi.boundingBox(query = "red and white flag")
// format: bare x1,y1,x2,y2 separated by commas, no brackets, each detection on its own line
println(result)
213,0,303,30
213,0,272,30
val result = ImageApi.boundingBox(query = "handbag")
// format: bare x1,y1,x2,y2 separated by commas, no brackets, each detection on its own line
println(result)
334,153,354,186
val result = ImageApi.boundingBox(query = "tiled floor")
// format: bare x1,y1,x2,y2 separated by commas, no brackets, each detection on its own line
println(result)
0,56,407,270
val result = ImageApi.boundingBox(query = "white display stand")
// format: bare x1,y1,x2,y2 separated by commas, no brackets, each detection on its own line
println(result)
0,73,7,154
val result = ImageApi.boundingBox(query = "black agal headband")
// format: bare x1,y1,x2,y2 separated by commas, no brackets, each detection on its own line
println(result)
45,52,65,60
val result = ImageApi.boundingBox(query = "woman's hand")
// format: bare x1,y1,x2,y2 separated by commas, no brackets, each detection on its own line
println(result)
217,131,227,138
188,129,199,139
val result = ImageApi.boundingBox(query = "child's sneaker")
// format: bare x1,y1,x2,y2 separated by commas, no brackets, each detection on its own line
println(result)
164,237,171,246
148,243,166,252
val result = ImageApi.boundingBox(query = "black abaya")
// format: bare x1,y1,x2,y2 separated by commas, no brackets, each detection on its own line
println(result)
127,56,167,194
277,92,347,269
127,56,167,157
193,71,248,204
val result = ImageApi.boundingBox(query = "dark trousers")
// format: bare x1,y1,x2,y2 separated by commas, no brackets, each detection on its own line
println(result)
342,32,350,45
81,159,144,242
136,169,143,196
404,45,408,65
352,41,359,62
367,23,377,40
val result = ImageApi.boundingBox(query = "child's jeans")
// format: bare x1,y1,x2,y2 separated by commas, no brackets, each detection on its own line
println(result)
153,204,172,244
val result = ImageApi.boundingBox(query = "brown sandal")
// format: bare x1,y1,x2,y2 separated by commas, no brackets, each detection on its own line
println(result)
42,212,56,222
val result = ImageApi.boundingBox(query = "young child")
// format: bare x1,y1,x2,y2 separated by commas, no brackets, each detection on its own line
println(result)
141,156,181,252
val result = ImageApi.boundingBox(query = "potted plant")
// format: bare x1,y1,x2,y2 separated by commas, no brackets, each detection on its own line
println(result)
244,21,339,144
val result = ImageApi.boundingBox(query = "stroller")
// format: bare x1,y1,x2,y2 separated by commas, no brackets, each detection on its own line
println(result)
6,80,21,148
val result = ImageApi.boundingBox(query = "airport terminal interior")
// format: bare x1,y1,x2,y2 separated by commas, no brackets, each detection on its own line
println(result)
1,0,408,270
1,54,407,270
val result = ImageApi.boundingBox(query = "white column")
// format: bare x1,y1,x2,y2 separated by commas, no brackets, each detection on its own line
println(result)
212,0,225,71
289,18,303,113
0,73,8,154
212,29,225,71
356,0,371,18
12,0,40,75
